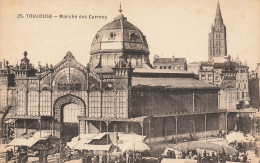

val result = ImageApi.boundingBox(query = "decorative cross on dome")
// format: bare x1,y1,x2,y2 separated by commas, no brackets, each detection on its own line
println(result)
119,0,123,13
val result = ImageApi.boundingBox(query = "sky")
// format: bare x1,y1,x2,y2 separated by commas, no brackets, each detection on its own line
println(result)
0,0,259,70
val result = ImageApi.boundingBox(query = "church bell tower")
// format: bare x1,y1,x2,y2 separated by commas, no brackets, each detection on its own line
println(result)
208,1,227,63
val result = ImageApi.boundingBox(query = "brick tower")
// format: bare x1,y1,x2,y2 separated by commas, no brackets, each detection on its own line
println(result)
208,1,227,63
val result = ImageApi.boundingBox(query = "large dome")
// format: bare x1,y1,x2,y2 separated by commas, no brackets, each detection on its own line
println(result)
89,13,151,68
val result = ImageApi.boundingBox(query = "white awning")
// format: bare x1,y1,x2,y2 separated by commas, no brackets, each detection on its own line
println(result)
67,133,109,149
7,137,39,147
118,132,147,143
161,158,197,163
226,132,246,143
7,131,50,147
75,144,112,151
117,142,150,152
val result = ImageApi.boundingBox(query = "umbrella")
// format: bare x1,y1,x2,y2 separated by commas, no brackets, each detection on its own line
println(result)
222,145,237,155
170,141,238,155
118,133,147,143
226,132,246,143
170,141,223,153
118,142,150,153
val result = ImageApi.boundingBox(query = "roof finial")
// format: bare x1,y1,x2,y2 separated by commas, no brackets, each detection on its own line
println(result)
24,51,28,58
119,0,123,13
216,0,222,20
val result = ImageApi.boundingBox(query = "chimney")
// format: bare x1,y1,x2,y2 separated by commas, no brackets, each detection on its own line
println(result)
172,54,175,61
153,55,159,62
38,61,41,70
244,60,247,66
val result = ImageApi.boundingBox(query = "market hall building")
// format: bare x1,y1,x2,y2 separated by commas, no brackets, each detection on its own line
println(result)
0,11,237,143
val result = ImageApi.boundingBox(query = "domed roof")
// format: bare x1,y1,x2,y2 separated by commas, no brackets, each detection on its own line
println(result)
90,13,149,55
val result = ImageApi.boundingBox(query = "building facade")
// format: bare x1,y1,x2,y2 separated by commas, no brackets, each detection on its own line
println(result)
0,8,245,144
199,60,250,108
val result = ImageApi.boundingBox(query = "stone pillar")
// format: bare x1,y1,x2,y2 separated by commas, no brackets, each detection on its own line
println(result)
226,112,229,134
38,119,42,138
148,119,151,145
105,121,110,144
164,118,167,143
193,91,195,112
38,80,41,116
100,121,102,133
175,116,178,144
126,122,129,133
140,122,144,143
78,120,81,139
24,119,27,134
218,112,226,131
85,121,89,134
204,114,207,141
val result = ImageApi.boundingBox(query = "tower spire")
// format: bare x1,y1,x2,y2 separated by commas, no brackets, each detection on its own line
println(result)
215,0,222,20
119,0,123,13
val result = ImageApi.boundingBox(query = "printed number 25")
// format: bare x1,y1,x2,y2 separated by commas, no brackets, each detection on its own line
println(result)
17,14,24,18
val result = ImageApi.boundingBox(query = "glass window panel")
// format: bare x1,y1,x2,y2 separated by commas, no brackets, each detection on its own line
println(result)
89,91,101,117
28,91,38,116
53,67,86,91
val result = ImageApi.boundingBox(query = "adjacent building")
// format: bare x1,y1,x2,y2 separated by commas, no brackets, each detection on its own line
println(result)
249,63,260,109
199,59,250,108
153,55,187,71
187,61,201,75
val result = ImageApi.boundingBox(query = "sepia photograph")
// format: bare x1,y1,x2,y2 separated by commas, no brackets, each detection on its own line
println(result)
0,0,259,162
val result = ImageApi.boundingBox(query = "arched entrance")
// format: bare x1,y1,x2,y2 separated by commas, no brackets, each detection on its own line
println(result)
53,94,86,142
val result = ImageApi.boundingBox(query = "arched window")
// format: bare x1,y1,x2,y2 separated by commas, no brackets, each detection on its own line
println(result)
130,33,139,41
109,32,116,40
95,34,99,40
53,67,86,91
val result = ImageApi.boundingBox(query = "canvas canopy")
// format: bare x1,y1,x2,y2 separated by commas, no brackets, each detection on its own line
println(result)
118,132,147,143
7,131,50,147
226,132,246,143
74,144,112,151
161,158,197,163
117,142,150,152
170,141,237,154
67,133,109,150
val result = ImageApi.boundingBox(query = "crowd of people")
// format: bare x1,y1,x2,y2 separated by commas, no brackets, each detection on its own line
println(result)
5,147,29,163
79,150,146,163
162,150,218,162
5,149,14,162
160,149,248,163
